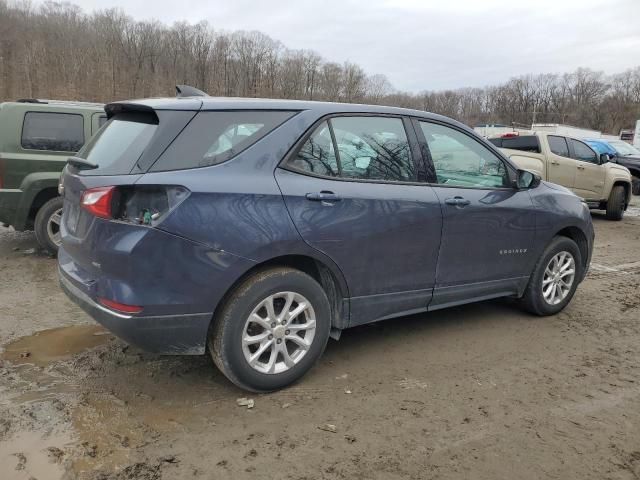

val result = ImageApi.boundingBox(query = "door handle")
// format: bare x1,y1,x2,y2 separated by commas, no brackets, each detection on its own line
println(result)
577,165,585,170
444,196,470,207
306,191,342,202
550,161,560,166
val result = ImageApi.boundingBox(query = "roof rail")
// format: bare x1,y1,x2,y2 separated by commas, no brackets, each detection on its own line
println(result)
175,85,208,98
16,98,48,104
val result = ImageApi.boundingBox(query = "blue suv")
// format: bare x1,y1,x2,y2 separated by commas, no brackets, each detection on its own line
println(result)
59,97,594,391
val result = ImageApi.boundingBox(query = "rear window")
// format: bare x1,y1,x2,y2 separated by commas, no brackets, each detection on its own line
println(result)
75,112,158,176
488,135,540,153
21,112,84,152
149,110,295,172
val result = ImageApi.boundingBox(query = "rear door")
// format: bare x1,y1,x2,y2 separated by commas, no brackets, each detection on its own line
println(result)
276,115,442,326
415,120,536,309
545,135,577,189
568,138,605,201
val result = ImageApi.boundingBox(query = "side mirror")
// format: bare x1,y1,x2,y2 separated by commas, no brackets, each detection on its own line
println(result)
599,153,611,164
516,169,541,189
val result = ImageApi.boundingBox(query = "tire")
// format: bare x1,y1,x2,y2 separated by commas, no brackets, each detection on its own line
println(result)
605,185,625,221
209,267,331,392
34,196,63,255
518,236,582,316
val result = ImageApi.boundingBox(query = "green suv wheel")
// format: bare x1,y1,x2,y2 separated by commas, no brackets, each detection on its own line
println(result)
34,197,64,255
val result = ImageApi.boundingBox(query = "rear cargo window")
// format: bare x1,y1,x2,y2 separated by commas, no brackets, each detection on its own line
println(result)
488,136,540,153
149,110,296,172
75,112,158,176
21,112,84,152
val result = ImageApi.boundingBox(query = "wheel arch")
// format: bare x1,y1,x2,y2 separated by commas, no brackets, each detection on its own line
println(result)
210,254,350,342
612,180,631,207
554,226,589,272
29,188,60,224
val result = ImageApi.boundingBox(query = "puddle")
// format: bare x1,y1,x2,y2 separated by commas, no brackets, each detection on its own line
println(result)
0,429,73,480
2,325,111,367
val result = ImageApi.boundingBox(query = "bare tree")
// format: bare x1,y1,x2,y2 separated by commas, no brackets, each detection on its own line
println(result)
0,1,639,133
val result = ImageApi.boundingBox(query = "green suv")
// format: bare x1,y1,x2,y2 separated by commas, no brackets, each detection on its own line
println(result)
0,99,105,254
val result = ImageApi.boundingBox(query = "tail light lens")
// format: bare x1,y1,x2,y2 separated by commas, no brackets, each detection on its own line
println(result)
80,185,189,225
81,186,115,219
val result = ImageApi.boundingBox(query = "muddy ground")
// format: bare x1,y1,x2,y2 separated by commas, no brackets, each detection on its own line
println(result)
1,200,640,480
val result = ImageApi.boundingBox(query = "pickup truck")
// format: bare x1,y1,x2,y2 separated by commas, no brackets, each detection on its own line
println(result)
489,132,632,220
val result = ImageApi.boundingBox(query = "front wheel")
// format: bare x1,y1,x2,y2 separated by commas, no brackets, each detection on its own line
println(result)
518,236,582,316
605,185,625,220
209,267,331,392
34,196,63,255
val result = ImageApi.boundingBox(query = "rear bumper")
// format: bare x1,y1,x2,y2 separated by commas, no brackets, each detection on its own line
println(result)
59,268,211,355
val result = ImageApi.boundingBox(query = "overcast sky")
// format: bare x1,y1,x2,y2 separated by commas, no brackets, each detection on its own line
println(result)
69,0,640,92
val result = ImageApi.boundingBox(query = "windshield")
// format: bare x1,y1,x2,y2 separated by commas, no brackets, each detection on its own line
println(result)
609,140,640,156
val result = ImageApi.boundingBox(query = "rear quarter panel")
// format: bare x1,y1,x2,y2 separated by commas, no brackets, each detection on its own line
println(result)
135,109,351,309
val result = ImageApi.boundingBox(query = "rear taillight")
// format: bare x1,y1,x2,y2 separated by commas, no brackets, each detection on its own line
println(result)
81,186,115,219
80,185,189,225
98,297,143,314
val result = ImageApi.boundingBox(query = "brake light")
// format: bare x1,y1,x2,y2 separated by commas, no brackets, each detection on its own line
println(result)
81,186,115,219
501,132,519,138
98,297,143,314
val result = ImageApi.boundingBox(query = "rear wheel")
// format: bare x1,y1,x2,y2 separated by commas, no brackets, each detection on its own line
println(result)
518,236,582,316
605,185,625,220
209,267,331,392
34,197,63,255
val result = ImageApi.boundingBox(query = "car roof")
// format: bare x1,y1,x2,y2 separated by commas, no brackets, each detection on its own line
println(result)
0,99,105,112
106,96,468,129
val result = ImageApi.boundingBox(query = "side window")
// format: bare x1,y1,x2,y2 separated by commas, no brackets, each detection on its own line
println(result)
419,121,509,188
331,116,415,182
289,121,338,177
548,135,570,158
570,139,598,164
98,115,108,128
21,112,84,152
150,111,295,172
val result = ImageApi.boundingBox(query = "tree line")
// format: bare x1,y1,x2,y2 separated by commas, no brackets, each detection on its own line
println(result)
1,1,639,134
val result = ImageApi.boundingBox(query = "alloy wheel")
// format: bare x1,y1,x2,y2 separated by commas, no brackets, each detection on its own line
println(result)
241,292,316,374
47,208,63,247
542,251,575,305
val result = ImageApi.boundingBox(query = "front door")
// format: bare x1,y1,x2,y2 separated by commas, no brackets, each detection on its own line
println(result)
276,115,442,326
569,138,606,201
415,120,537,309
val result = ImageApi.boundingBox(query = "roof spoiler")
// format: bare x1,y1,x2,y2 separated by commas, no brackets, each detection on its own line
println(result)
175,85,208,98
105,102,157,119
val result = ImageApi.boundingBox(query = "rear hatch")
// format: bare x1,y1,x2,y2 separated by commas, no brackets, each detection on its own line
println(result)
60,102,199,289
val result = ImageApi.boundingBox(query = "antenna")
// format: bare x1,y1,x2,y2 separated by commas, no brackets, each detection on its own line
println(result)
175,85,208,98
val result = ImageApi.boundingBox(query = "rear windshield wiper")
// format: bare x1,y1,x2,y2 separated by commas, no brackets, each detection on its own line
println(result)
67,156,98,170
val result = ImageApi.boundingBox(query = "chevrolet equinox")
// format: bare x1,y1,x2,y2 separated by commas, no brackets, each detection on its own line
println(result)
59,97,594,391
